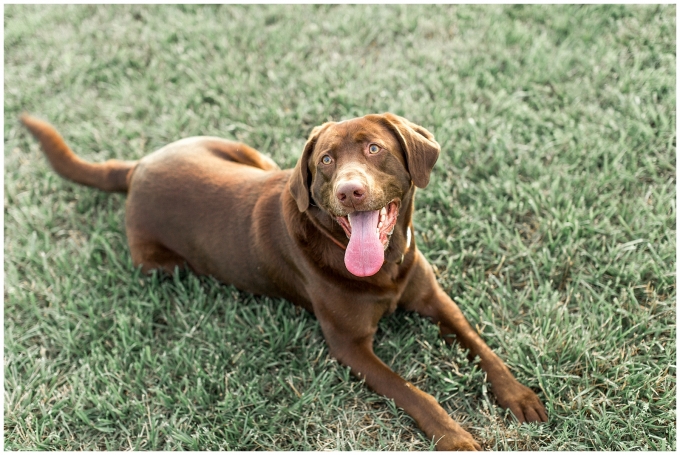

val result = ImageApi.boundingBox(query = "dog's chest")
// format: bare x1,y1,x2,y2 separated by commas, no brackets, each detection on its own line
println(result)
361,285,403,320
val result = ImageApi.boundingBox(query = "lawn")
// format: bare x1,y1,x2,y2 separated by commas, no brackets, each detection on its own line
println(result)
4,4,675,451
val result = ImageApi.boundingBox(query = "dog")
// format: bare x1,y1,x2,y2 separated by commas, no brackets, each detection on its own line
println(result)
21,113,547,450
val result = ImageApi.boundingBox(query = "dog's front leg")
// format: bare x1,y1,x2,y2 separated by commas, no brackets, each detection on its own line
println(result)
402,251,548,424
315,305,481,451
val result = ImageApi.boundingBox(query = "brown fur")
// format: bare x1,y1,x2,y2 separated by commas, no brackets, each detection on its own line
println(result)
21,113,547,450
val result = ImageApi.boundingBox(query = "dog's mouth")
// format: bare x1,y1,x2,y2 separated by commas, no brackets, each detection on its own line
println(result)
335,200,400,277
335,200,400,247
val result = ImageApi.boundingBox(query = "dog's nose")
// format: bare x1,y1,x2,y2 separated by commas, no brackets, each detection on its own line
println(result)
336,180,366,207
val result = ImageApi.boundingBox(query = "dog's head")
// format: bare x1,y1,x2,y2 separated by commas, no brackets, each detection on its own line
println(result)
289,113,440,277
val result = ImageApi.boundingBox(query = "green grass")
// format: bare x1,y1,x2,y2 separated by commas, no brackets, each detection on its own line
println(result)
4,4,675,451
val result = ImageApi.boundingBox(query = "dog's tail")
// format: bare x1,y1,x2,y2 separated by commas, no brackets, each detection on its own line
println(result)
20,114,137,193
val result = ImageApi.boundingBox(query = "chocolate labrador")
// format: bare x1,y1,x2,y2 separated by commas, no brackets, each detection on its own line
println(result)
20,113,547,450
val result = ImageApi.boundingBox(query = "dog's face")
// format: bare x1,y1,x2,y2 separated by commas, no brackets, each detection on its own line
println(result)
310,118,411,238
290,113,440,277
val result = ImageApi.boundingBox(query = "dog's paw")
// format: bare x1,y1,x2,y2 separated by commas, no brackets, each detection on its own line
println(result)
428,423,482,451
495,381,548,424
434,430,482,451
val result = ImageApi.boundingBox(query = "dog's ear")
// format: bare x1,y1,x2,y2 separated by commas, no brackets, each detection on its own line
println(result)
379,113,440,188
289,122,333,212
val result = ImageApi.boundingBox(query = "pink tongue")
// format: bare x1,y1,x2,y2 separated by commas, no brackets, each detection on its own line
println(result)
344,210,384,277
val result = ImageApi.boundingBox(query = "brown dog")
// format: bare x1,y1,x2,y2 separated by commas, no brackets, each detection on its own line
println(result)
21,113,547,450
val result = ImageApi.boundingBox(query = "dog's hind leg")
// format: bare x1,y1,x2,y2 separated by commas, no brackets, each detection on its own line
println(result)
128,234,188,275
206,140,280,171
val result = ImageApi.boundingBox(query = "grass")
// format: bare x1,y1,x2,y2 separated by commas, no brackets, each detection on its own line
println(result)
4,4,676,451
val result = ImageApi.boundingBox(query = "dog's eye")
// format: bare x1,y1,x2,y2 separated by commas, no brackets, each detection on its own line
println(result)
368,144,380,154
321,155,333,165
